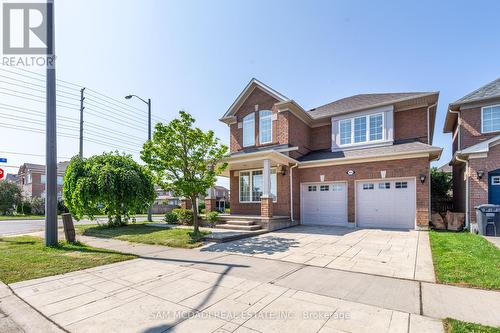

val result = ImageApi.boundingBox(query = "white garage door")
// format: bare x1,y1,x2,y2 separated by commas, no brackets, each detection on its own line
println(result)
301,182,347,226
356,178,416,229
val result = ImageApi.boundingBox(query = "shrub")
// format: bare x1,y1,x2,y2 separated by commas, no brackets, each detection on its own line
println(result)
0,181,22,215
164,211,178,224
224,208,231,214
198,201,205,211
30,197,45,215
172,208,193,225
206,211,219,228
17,199,32,215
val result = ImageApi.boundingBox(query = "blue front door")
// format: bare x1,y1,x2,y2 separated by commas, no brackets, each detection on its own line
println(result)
488,170,500,205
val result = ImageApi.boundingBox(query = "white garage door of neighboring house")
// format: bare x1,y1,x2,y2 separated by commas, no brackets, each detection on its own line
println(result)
356,178,416,229
301,182,348,226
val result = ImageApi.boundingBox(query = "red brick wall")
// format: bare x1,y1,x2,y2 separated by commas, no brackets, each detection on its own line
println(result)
297,157,430,227
460,107,500,150
394,107,428,143
285,112,311,158
310,124,331,151
229,88,279,153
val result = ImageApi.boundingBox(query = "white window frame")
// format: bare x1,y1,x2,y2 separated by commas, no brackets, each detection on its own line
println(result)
491,176,500,185
338,112,385,147
239,168,277,203
363,183,374,190
481,104,500,134
259,110,273,144
242,113,255,147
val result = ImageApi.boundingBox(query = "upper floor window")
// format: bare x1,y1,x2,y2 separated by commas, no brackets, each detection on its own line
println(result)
339,113,384,146
482,105,500,133
242,113,255,147
259,110,272,144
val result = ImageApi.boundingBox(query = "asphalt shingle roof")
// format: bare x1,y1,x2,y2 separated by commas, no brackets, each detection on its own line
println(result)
298,141,441,162
452,78,500,105
308,92,434,118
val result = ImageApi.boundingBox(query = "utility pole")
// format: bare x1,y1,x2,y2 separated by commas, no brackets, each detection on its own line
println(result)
45,0,57,246
147,98,152,222
79,87,86,158
124,94,153,222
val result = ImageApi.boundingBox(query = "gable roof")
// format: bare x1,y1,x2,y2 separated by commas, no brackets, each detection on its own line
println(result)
308,92,438,119
451,78,500,107
220,78,290,122
444,77,500,133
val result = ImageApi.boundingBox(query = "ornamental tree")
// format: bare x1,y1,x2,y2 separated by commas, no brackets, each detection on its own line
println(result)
141,111,228,233
0,180,22,215
63,152,156,226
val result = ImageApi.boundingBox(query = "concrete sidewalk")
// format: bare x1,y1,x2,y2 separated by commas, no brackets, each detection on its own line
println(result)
5,233,500,332
0,282,64,332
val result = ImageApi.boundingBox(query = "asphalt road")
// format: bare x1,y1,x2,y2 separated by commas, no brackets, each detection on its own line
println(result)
0,216,164,236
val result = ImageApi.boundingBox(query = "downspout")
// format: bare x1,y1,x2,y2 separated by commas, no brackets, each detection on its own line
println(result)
289,163,299,222
455,154,469,230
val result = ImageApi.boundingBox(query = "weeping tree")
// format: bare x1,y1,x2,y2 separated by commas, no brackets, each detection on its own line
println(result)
141,111,228,233
63,152,156,226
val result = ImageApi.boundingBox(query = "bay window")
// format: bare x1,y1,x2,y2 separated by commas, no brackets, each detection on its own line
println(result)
259,110,272,144
242,113,255,147
239,169,277,202
482,105,500,133
339,113,384,146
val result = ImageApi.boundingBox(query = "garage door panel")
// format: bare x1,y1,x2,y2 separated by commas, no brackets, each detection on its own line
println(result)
302,182,347,226
357,179,415,229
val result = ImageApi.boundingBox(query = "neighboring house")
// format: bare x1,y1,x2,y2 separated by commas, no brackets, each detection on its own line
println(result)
437,163,452,175
443,77,500,226
154,187,180,206
17,161,69,199
208,185,229,211
5,173,19,183
218,78,442,230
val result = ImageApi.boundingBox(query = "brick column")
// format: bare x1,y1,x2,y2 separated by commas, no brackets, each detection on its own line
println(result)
180,198,192,210
261,197,273,217
205,198,217,212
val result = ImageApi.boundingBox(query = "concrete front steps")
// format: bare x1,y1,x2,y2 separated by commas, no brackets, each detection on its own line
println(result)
216,219,262,231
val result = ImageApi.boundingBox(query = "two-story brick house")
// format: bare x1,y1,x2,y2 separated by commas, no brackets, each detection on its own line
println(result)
217,79,441,230
443,77,500,228
17,161,68,199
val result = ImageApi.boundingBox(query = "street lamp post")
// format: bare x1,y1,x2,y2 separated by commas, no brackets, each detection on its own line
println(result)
125,94,152,222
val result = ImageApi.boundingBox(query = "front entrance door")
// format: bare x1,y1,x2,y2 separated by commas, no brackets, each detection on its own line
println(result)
488,169,500,205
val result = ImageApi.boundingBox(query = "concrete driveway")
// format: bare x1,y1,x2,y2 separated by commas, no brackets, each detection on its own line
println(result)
201,226,435,281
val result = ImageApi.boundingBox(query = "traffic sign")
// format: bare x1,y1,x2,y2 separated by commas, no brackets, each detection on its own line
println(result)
0,158,6,163
0,168,4,179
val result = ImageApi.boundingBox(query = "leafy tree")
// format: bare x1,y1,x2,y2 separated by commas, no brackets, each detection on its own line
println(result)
63,152,156,226
0,181,21,215
431,167,452,200
141,111,228,233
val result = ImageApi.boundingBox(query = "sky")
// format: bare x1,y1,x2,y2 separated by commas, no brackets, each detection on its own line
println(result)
1,0,499,189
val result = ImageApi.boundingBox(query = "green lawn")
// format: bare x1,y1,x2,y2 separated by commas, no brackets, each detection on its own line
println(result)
429,231,500,290
76,223,209,249
0,236,136,284
445,318,500,333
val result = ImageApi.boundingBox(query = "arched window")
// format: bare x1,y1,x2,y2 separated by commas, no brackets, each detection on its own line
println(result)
242,113,255,147
259,110,272,144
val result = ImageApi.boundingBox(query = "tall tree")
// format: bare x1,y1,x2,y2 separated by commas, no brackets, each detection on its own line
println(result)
63,152,156,226
0,181,22,215
141,111,228,233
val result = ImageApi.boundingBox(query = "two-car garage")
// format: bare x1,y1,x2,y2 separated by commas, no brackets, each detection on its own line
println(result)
301,178,416,229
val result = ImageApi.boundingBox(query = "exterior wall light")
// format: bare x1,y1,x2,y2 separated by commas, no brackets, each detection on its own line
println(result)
477,170,485,180
280,165,286,176
419,174,427,184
